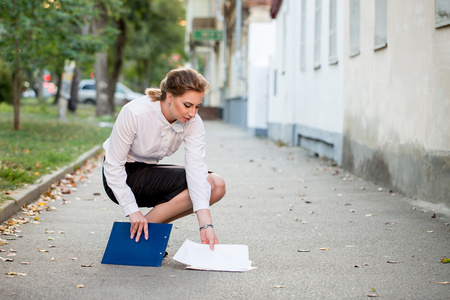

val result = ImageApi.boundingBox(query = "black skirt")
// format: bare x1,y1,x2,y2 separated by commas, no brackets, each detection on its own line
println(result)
102,161,188,208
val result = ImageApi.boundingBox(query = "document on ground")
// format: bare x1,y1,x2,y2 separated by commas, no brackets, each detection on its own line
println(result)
173,239,256,272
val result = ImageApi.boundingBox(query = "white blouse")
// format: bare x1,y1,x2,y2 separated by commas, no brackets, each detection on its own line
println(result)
102,95,211,217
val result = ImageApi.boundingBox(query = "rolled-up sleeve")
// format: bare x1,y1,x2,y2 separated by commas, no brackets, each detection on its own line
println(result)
103,107,140,216
183,117,211,212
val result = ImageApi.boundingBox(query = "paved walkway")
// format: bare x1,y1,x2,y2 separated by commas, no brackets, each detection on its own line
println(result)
1,121,449,299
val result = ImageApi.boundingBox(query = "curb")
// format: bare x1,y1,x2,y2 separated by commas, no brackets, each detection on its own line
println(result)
0,145,103,224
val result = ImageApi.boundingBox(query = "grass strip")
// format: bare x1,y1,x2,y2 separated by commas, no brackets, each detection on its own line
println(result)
0,101,113,204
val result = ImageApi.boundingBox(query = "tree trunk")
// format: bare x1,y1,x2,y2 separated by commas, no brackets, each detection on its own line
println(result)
108,17,126,108
91,2,113,116
69,66,81,112
12,0,20,130
94,53,112,116
12,69,21,131
53,70,63,105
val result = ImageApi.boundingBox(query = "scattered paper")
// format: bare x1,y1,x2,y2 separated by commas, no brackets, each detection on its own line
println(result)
173,239,256,272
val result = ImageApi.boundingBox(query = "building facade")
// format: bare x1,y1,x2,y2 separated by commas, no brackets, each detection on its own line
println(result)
184,0,450,206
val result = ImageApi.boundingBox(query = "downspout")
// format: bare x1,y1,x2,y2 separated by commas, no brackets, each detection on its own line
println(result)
235,0,242,80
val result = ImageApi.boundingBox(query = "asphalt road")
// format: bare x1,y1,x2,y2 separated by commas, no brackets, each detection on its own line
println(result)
1,121,449,299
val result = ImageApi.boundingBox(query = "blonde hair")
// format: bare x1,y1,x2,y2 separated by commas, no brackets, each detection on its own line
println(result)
146,68,210,101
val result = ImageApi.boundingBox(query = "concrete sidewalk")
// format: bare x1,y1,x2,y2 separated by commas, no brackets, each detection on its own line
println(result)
1,121,449,299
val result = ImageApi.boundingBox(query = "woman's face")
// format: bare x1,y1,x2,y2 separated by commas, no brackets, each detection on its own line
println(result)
167,90,204,123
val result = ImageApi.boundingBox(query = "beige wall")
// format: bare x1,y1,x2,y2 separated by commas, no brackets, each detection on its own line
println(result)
343,0,450,204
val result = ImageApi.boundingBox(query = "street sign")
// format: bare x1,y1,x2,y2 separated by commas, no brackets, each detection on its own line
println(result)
193,29,223,41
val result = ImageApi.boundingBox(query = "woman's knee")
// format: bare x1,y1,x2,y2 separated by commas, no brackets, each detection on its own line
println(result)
208,173,226,202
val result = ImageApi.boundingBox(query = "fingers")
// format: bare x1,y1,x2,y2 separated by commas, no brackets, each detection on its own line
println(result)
128,212,148,242
200,228,218,251
133,221,148,242
143,221,149,241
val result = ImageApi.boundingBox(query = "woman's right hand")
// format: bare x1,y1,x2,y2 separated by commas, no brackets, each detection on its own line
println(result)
128,211,148,242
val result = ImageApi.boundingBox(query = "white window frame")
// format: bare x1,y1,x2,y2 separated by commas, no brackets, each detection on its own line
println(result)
314,0,322,70
349,0,360,57
374,0,387,50
436,0,450,28
329,0,338,64
300,0,307,71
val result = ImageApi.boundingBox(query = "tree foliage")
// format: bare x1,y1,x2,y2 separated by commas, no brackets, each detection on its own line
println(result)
0,0,103,129
123,0,186,91
0,0,187,122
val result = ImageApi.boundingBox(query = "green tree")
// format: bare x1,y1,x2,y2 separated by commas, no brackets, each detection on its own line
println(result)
0,0,102,129
124,0,186,91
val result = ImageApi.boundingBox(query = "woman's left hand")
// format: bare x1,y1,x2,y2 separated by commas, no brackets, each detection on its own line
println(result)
200,226,219,251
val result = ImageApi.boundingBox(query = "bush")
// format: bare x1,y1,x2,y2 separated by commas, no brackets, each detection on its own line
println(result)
0,61,13,104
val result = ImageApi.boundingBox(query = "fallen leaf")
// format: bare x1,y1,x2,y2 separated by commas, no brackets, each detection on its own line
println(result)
437,282,450,285
297,249,310,252
365,214,375,217
441,258,450,264
427,230,434,233
7,253,16,257
37,248,49,252
20,262,31,265
274,285,286,288
70,257,78,260
431,213,436,218
76,285,85,288
367,294,379,297
0,257,13,262
81,262,94,267
319,248,329,251
387,261,400,264
50,257,55,261
5,271,27,276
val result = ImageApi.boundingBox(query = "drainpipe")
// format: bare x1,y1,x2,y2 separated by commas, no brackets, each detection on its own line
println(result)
235,0,242,81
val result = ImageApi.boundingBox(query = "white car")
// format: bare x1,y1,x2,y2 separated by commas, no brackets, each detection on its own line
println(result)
78,79,144,105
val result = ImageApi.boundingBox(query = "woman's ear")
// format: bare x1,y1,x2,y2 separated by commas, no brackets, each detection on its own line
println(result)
166,92,172,104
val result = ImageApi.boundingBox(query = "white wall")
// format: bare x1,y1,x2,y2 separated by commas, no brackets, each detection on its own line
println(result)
267,0,345,163
343,0,450,204
247,22,275,132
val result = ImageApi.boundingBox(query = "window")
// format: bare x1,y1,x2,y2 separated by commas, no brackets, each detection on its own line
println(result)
349,0,360,57
82,84,95,90
436,0,450,28
329,0,338,64
374,0,387,50
300,0,307,71
314,0,322,69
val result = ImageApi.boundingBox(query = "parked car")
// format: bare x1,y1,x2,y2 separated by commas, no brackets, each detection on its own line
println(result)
22,88,36,98
78,79,144,105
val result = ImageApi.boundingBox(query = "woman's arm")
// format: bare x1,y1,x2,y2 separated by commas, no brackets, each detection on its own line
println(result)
184,116,218,249
103,106,148,241
196,209,218,250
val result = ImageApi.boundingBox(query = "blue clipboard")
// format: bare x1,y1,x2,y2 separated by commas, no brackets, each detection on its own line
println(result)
101,222,172,267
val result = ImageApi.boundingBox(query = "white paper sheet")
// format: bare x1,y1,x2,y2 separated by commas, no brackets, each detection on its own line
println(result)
173,239,256,272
